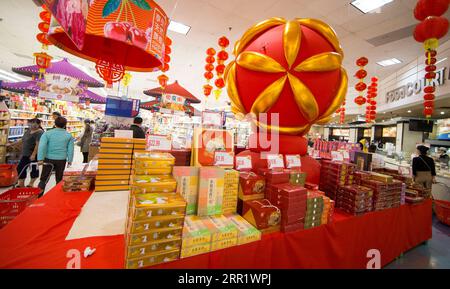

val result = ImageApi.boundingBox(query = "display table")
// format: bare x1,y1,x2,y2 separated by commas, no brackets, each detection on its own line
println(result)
0,184,432,269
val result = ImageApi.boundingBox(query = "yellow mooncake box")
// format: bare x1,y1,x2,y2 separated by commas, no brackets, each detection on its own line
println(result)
127,215,184,234
197,167,225,216
133,139,147,144
99,148,133,154
126,227,183,246
131,176,177,194
96,180,129,186
96,169,132,176
133,167,174,176
98,159,132,165
180,243,211,259
126,239,182,260
134,152,175,167
130,193,187,221
100,142,134,149
181,216,212,248
98,153,132,160
203,215,238,243
95,185,130,192
211,238,238,251
95,174,131,181
226,214,261,245
101,137,133,144
98,164,132,170
172,167,200,215
133,144,147,150
125,249,180,269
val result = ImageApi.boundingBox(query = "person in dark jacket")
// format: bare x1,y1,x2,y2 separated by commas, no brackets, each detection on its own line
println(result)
412,145,436,197
130,117,146,139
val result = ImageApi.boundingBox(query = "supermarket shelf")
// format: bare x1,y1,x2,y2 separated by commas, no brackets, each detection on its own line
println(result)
9,109,52,115
8,134,24,139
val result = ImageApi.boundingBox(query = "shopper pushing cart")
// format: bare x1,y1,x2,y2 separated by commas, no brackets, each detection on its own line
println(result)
37,116,74,197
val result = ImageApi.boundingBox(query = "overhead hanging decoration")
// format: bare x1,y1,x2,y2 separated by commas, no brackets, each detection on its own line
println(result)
354,57,368,106
203,47,216,99
413,0,449,118
365,77,378,123
158,37,172,89
214,36,230,100
45,0,169,88
34,6,54,78
339,100,346,124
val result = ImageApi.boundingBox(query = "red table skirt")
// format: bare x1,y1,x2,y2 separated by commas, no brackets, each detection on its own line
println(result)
0,184,432,269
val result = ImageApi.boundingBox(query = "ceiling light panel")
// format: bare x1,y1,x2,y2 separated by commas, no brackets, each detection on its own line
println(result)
351,0,394,14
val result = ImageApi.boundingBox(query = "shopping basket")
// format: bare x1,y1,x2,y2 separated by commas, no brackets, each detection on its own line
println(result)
432,182,450,226
0,164,18,187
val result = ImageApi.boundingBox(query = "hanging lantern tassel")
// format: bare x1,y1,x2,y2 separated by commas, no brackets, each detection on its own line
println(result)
95,59,125,88
33,51,53,79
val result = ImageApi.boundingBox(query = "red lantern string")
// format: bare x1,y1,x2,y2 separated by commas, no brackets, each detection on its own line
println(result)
37,8,52,50
157,37,172,90
354,57,369,106
365,77,378,123
339,100,346,124
203,47,216,98
214,36,230,100
413,0,449,118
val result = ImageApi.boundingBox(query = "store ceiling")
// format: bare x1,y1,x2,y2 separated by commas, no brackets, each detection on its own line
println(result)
0,0,449,112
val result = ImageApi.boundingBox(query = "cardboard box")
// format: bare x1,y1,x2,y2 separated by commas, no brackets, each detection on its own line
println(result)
98,164,132,170
242,199,281,230
126,228,183,246
96,170,132,176
101,143,134,149
134,152,175,168
238,172,266,196
182,216,212,247
133,167,173,175
180,243,211,258
99,148,133,154
197,167,225,216
370,172,393,184
258,168,290,184
98,153,132,159
101,137,133,144
211,238,238,251
131,176,177,194
204,215,238,242
173,167,199,215
226,214,261,245
126,239,182,259
125,249,180,269
127,216,185,234
96,180,130,186
97,159,132,165
95,185,130,192
130,193,187,221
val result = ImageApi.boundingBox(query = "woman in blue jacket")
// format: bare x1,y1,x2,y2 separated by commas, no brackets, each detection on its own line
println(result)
37,116,74,197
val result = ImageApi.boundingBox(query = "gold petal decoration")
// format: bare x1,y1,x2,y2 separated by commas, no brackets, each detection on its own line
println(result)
234,17,286,56
316,68,348,122
287,73,319,121
256,119,312,135
250,75,287,115
236,51,286,73
283,20,301,69
315,116,332,125
223,60,234,82
226,62,247,115
295,52,342,72
296,18,344,58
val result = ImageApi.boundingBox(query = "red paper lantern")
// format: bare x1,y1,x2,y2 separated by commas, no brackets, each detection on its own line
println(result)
39,10,51,22
218,36,230,48
414,16,449,43
426,57,437,65
217,51,229,61
424,87,435,93
414,0,449,21
165,46,172,55
33,51,53,75
207,48,216,56
165,37,172,46
355,82,367,92
205,64,214,71
204,71,214,80
425,65,437,72
355,69,367,79
216,64,226,74
426,50,437,57
38,22,50,33
424,100,434,107
215,78,225,89
164,54,171,64
206,56,215,64
425,72,436,79
203,84,213,96
424,107,434,116
356,57,369,67
369,100,377,106
36,33,51,46
161,63,170,72
354,96,366,106
157,74,169,89
424,93,435,100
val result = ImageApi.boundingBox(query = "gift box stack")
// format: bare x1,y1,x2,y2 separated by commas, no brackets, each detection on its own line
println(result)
353,171,372,185
62,164,96,192
361,173,402,211
319,160,356,200
335,185,373,215
266,183,307,232
172,167,199,215
321,195,334,224
242,199,281,233
405,183,427,203
258,168,290,185
197,167,225,216
289,170,307,186
237,172,266,214
125,193,186,269
305,191,324,229
96,137,134,192
223,169,240,214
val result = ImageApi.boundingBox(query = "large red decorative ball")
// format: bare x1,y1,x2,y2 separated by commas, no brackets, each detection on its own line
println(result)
414,16,449,42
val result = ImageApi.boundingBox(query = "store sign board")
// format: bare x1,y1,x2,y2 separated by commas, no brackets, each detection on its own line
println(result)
39,73,81,103
214,151,234,167
285,154,301,169
235,155,252,171
147,134,172,151
385,68,446,104
114,130,133,139
105,97,140,118
267,154,285,169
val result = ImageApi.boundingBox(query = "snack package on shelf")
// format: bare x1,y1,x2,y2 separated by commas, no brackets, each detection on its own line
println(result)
133,152,176,175
242,199,281,230
238,172,266,197
335,185,373,215
319,160,356,200
131,175,177,194
204,215,238,251
223,169,239,214
173,167,200,215
369,172,394,184
225,214,261,245
125,193,186,269
361,178,402,211
181,216,212,258
257,168,290,185
304,191,324,229
197,167,225,216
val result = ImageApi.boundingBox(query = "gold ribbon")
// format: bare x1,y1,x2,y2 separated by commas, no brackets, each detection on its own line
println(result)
287,73,319,121
250,75,287,115
237,51,286,73
295,52,342,72
283,21,301,69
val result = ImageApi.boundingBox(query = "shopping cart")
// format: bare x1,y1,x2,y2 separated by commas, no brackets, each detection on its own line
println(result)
432,182,450,226
0,162,53,229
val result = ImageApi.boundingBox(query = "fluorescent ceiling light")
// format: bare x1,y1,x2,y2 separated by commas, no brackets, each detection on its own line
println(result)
435,57,448,65
0,69,27,81
377,58,402,67
407,110,412,113
351,0,393,14
441,111,445,115
0,74,19,83
168,20,191,35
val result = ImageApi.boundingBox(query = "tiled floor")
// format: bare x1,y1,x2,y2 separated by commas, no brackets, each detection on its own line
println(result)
384,217,450,269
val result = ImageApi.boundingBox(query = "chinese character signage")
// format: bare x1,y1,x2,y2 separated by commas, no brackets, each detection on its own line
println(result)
214,151,234,167
147,134,172,151
285,154,301,169
38,73,81,102
105,96,140,118
267,154,284,170
235,155,252,171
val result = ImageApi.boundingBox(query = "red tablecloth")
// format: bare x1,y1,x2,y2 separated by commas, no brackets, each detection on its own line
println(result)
0,183,432,269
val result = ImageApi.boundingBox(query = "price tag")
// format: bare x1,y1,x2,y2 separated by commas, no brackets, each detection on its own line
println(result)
214,152,235,166
202,112,222,127
285,154,301,169
114,130,133,139
147,135,172,151
235,155,252,171
343,151,350,160
312,150,320,159
267,154,285,170
331,151,344,162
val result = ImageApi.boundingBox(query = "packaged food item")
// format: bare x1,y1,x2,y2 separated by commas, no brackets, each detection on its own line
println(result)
203,215,238,242
130,193,187,221
127,216,185,234
180,243,211,258
134,152,175,168
125,249,180,269
226,214,261,245
197,167,225,216
101,142,134,149
126,227,183,246
369,172,393,183
258,168,290,185
99,148,133,154
182,216,212,248
238,172,266,196
96,185,130,192
172,167,199,215
126,239,182,259
101,137,134,144
131,176,177,194
289,171,307,186
222,169,239,214
211,237,238,251
242,199,281,230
